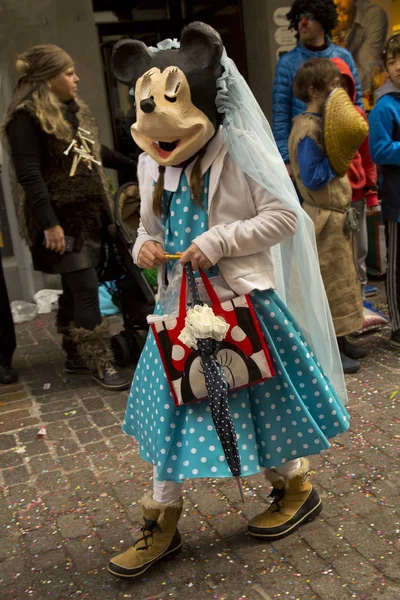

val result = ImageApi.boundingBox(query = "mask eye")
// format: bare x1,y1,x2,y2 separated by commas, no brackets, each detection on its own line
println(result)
165,69,181,103
139,74,152,101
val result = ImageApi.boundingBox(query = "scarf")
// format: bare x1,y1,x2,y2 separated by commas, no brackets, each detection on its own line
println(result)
2,44,73,127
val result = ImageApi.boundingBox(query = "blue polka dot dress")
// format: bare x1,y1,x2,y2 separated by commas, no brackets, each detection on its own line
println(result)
123,169,350,482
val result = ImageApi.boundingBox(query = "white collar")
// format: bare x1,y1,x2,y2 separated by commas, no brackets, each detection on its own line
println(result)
145,126,225,192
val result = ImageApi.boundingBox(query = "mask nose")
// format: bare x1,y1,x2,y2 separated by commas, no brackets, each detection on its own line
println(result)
140,98,156,113
300,17,308,26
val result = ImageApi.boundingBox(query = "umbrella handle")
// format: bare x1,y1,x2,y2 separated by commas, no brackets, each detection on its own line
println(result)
184,262,202,305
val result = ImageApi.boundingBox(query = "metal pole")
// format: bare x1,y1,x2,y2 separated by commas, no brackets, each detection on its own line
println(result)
0,61,38,302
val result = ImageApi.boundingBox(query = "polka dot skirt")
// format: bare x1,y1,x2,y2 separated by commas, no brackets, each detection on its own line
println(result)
122,169,350,482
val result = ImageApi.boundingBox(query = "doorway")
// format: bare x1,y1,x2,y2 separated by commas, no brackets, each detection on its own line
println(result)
92,0,246,183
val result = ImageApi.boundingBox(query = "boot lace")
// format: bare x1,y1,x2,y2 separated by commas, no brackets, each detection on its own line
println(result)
134,518,163,551
104,363,118,377
268,487,285,513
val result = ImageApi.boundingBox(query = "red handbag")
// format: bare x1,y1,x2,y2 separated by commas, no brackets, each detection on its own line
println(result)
151,269,275,406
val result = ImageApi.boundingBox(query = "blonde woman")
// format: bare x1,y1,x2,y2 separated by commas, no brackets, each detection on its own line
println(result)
3,44,133,391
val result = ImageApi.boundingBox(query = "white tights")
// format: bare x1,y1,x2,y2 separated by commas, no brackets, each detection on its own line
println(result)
153,466,185,503
152,458,302,504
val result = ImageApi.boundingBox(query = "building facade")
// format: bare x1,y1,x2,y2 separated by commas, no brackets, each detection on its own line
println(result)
0,0,393,300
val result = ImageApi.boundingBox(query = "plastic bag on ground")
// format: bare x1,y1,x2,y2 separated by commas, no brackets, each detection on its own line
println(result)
33,289,62,314
11,301,38,323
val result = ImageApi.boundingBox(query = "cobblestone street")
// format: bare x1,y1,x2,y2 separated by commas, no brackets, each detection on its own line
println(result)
0,293,399,600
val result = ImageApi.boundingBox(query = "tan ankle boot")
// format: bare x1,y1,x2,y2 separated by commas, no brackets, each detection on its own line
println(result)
108,494,183,578
248,458,322,540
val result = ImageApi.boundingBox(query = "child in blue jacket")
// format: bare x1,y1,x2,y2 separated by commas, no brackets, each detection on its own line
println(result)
369,35,400,350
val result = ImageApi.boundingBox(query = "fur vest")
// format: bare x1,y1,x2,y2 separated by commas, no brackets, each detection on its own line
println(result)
5,98,112,251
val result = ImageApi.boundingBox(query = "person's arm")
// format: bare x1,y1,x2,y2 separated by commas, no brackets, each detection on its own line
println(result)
100,145,137,175
7,112,59,231
369,103,400,166
344,51,364,108
358,132,379,208
273,58,293,164
191,163,298,265
297,136,336,190
354,6,389,93
133,219,166,268
132,218,164,263
131,155,164,265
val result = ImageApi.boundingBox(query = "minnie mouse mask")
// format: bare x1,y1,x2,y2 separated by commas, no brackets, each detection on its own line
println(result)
111,22,223,166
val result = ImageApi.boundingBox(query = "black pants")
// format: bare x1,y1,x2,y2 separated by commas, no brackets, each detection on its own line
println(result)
61,267,101,331
385,221,400,333
0,249,16,365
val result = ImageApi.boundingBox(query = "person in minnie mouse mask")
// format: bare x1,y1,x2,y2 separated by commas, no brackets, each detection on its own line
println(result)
108,21,350,579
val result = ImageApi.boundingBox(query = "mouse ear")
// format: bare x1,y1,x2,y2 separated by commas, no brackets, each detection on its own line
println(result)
179,21,223,70
111,39,152,85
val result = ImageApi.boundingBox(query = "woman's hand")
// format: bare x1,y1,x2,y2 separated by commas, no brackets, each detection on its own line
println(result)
44,225,65,254
137,241,166,269
179,243,212,271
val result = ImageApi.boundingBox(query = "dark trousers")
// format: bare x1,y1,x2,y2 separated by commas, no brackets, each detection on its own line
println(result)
60,267,101,332
385,221,400,333
0,249,16,365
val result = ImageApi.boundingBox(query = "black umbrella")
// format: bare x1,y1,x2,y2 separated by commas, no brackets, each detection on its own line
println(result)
184,263,244,502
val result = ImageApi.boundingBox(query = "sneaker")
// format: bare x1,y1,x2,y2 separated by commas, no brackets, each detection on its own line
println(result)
389,330,400,349
65,356,91,375
92,363,130,391
0,363,18,385
364,284,377,297
340,353,360,374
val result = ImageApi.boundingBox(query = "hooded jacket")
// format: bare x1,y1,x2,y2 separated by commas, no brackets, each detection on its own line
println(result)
273,39,363,164
369,81,400,222
330,57,378,208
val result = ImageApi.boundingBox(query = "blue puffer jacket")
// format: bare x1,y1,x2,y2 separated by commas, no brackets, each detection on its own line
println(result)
273,40,363,163
369,82,400,222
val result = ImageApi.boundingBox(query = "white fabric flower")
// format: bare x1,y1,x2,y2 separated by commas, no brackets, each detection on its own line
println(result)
178,304,229,350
